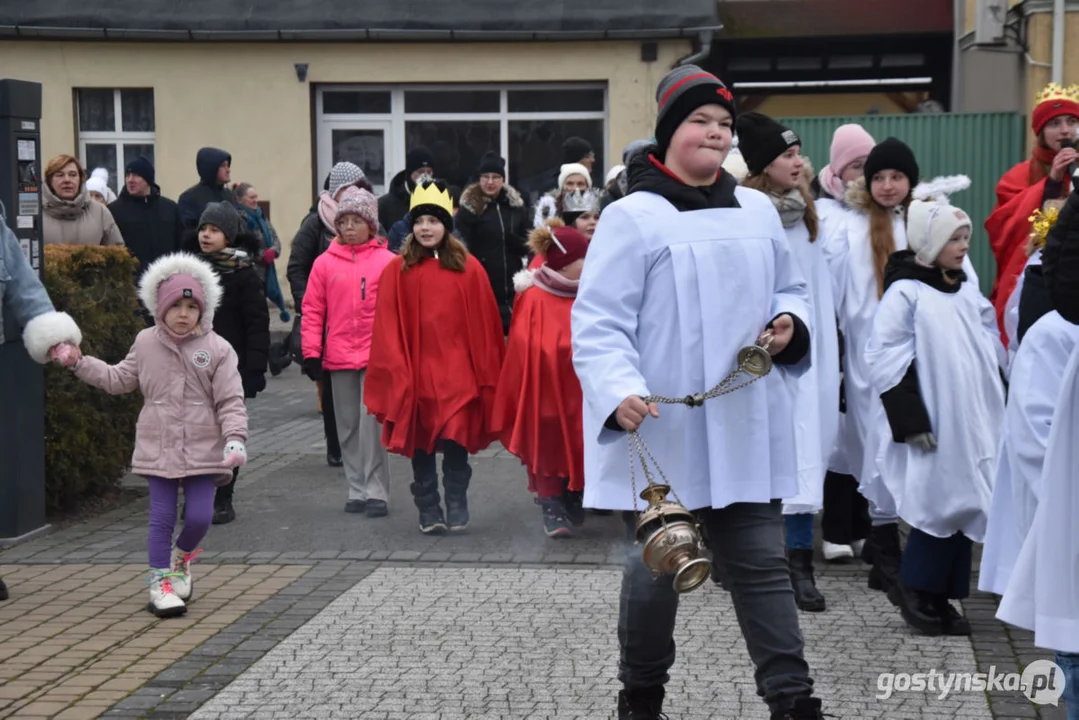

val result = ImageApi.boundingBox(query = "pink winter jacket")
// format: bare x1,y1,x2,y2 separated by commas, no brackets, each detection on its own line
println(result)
75,325,248,479
301,238,396,371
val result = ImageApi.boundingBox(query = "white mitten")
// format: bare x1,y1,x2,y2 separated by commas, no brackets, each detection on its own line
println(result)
223,440,248,468
905,432,937,451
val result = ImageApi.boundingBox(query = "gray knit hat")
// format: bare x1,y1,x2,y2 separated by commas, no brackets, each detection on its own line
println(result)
327,162,366,199
198,202,242,244
654,65,737,154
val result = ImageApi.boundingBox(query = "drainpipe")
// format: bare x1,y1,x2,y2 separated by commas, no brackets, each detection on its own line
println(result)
1053,0,1065,84
680,29,714,66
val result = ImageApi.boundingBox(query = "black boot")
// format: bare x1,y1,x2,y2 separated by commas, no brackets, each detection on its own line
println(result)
771,696,828,719
788,549,826,612
617,686,667,720
934,596,972,636
442,458,472,533
887,581,944,636
0,577,8,601
866,523,902,592
212,498,236,525
410,465,446,534
562,488,585,527
537,498,573,538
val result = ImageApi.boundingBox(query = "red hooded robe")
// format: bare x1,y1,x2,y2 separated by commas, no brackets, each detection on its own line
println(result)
365,253,505,457
492,271,584,491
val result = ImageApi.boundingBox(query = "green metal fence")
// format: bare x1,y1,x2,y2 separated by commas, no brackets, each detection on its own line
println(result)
776,112,1026,295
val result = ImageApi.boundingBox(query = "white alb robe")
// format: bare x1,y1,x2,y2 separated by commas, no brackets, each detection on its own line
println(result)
997,342,1079,653
864,277,1005,543
980,311,1078,595
780,220,840,515
571,187,811,512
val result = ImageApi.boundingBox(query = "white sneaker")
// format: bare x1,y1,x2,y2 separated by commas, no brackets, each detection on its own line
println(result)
147,569,187,618
170,547,202,602
851,539,867,558
822,541,854,562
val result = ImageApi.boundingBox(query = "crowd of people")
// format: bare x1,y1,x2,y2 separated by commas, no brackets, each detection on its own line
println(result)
2,67,1079,720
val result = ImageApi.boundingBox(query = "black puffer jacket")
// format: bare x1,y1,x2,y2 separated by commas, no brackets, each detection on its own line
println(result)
377,169,413,232
455,182,530,333
182,231,270,385
1043,189,1079,325
108,186,184,275
177,148,235,229
286,211,334,311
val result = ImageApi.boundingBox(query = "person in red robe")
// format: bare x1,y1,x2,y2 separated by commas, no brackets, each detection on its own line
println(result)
986,83,1079,337
364,180,505,534
493,222,590,537
525,188,598,271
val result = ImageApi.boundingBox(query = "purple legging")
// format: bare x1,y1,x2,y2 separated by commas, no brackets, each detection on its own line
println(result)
146,475,217,568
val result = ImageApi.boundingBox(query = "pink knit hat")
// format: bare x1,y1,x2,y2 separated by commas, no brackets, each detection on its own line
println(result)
156,273,205,324
830,124,876,177
336,186,379,234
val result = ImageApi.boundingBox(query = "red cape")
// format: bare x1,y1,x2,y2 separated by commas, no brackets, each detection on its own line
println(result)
985,161,1056,334
491,281,584,490
364,254,505,457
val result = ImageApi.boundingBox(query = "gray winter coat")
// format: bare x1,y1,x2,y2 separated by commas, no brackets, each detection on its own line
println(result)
0,221,81,362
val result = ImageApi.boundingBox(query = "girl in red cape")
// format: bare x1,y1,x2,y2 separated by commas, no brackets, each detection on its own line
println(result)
364,180,505,534
986,83,1079,337
493,220,590,537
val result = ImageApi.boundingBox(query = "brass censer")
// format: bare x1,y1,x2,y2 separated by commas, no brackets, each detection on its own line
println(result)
629,333,775,593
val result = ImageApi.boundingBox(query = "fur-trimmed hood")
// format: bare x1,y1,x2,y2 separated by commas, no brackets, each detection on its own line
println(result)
459,182,524,216
138,252,223,327
843,176,876,214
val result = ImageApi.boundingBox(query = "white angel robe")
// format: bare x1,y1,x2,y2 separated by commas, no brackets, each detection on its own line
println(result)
781,220,840,515
814,197,856,475
864,276,1005,543
980,311,1079,595
998,343,1079,653
571,188,811,512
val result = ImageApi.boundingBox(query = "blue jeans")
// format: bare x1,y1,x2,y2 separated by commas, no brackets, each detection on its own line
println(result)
783,513,815,550
1057,651,1079,720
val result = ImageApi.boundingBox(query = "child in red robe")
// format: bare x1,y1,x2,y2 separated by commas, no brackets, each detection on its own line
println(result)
493,222,590,537
364,180,505,534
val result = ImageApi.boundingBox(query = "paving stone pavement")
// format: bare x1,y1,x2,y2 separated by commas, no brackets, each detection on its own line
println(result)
0,367,1068,719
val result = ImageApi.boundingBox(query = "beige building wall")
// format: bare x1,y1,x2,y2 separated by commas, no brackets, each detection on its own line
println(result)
756,93,911,117
0,39,688,292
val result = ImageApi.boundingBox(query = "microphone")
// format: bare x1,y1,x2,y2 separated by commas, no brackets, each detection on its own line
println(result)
1062,138,1077,179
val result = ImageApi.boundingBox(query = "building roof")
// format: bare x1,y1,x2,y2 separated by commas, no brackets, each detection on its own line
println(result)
0,0,720,41
717,0,953,39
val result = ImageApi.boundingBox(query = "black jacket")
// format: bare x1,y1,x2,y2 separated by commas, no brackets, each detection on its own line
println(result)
1016,265,1053,344
455,182,530,333
877,251,967,441
377,170,413,232
182,231,270,379
177,148,235,229
108,186,184,275
286,211,334,311
1043,189,1079,325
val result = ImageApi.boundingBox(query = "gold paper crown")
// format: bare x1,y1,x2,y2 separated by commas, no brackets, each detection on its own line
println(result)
410,182,454,216
1035,82,1079,106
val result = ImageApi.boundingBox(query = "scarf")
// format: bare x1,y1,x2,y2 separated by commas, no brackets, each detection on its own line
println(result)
204,247,253,275
817,164,846,201
769,188,807,228
318,192,338,235
1033,144,1058,167
244,206,276,251
533,264,579,298
42,182,91,221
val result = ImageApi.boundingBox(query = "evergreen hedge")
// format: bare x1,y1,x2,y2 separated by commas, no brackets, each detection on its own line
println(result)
42,245,142,514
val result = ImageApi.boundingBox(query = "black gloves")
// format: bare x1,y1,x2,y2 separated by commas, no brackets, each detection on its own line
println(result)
241,370,266,399
303,357,323,382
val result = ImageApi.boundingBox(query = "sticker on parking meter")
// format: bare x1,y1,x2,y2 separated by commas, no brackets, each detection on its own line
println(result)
20,121,35,131
17,139,35,161
16,215,32,228
18,193,37,215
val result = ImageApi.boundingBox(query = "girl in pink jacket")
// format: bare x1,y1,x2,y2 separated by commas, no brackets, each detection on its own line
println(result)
302,187,395,517
70,253,248,618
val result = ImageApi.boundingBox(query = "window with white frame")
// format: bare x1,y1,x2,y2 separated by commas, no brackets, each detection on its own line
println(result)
76,89,155,193
316,84,607,203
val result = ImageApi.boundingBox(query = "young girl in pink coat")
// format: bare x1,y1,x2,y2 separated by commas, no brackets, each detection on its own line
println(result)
301,187,396,517
70,253,248,618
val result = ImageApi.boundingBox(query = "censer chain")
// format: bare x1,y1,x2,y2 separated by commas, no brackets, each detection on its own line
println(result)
628,336,773,514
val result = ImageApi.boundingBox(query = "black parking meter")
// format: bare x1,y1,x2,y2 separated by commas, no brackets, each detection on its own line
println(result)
0,79,46,543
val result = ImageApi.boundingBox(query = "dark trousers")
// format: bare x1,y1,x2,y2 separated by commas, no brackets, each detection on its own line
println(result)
820,471,871,545
322,372,341,459
898,528,973,599
410,441,470,488
618,500,814,713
